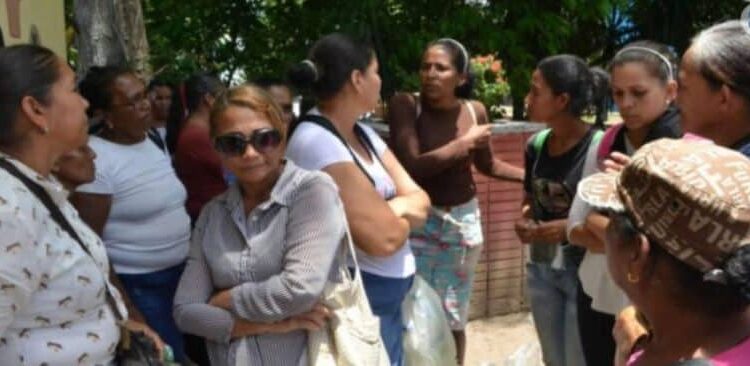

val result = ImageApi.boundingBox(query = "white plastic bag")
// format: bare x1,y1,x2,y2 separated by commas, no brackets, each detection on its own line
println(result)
402,276,458,366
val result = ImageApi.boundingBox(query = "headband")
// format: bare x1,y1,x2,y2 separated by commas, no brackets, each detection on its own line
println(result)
615,46,674,81
437,38,470,74
301,59,319,82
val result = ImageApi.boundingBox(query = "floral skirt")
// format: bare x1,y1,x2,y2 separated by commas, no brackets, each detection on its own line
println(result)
410,198,483,330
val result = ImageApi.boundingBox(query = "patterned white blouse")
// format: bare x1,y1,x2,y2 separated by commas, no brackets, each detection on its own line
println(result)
0,155,127,366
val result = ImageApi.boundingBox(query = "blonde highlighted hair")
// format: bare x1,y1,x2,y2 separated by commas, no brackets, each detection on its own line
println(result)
209,84,287,139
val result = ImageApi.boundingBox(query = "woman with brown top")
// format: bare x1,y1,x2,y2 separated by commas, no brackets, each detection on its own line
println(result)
388,38,523,364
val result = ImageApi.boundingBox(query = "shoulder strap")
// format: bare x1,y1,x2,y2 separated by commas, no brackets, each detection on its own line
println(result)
147,128,167,153
353,123,385,167
592,129,604,144
413,93,421,118
465,101,478,126
298,115,378,187
597,124,624,162
532,128,552,156
0,159,86,249
0,159,124,320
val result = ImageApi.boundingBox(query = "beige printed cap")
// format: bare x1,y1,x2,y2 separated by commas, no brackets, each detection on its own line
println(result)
578,138,750,273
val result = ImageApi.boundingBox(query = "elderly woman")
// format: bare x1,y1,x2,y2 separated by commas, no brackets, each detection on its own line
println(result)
578,138,750,365
612,20,750,364
173,84,344,366
73,66,191,360
677,20,750,155
0,45,157,365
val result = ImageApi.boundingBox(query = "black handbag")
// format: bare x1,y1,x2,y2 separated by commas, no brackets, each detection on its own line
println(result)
0,158,166,366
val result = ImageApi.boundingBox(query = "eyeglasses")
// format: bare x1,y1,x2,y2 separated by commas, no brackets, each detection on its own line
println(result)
111,92,150,111
214,128,282,156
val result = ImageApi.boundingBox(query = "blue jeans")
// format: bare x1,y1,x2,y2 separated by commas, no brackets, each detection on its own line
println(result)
360,271,414,366
526,262,586,366
118,263,186,362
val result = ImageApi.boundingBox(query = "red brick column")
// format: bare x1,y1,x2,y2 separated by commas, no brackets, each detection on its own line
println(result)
469,130,538,319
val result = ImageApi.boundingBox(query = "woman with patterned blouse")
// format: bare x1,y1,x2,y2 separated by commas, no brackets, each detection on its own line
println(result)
0,45,156,365
173,85,344,365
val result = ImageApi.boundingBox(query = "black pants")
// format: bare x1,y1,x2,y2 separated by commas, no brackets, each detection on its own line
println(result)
577,284,616,366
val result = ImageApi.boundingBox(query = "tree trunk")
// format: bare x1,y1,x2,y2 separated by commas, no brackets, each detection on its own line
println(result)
512,94,525,120
73,0,151,79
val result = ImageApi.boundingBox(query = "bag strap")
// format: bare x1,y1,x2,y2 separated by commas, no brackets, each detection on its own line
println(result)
0,158,124,321
465,100,478,126
596,123,623,163
300,114,383,187
413,93,421,118
532,128,552,156
592,129,604,144
147,128,167,153
335,203,366,290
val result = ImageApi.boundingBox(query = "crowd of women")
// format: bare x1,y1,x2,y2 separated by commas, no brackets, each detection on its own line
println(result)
0,17,750,366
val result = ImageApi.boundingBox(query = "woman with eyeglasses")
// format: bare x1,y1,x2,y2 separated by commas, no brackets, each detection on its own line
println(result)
173,85,345,365
72,66,192,361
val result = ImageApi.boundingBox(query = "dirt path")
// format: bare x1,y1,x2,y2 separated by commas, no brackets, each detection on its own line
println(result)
464,312,542,366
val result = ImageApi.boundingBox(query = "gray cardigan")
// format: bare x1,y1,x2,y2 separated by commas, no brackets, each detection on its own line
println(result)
173,161,345,366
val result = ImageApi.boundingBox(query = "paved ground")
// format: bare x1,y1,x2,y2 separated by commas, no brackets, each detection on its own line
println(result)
464,312,542,366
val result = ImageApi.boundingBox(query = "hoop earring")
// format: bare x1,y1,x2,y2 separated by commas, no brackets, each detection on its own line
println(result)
627,272,640,283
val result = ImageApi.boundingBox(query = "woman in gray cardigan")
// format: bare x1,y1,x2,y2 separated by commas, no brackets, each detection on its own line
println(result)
173,85,345,365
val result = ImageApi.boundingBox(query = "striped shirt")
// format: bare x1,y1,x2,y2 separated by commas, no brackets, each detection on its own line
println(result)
173,161,345,366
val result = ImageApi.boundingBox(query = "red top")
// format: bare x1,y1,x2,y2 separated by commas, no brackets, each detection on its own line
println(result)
174,123,227,222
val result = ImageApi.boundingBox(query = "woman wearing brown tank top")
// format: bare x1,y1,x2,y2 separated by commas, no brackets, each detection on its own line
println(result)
388,38,523,365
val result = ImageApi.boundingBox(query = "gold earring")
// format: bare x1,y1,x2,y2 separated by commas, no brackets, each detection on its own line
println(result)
627,272,640,283
42,126,49,134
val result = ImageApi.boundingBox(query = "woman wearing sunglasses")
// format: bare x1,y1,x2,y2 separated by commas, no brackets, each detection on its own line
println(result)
173,85,345,366
286,33,431,366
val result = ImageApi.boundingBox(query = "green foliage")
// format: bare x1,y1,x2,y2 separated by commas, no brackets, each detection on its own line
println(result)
139,0,615,103
102,0,742,119
625,0,746,54
471,55,511,119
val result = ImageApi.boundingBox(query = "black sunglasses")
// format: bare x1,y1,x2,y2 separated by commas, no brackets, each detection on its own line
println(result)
214,128,282,156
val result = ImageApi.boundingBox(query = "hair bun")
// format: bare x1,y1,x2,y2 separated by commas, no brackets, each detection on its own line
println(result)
288,59,319,89
723,245,750,301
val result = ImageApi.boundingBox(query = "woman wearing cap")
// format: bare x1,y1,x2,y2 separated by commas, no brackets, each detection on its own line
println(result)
578,138,750,365
388,38,523,364
173,85,346,366
610,20,750,365
566,41,683,366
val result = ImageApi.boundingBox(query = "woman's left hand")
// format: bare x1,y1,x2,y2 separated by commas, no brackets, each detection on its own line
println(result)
209,289,233,310
602,152,631,173
123,320,165,360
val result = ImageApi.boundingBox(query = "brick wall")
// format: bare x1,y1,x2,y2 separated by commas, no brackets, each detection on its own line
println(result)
469,131,536,319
